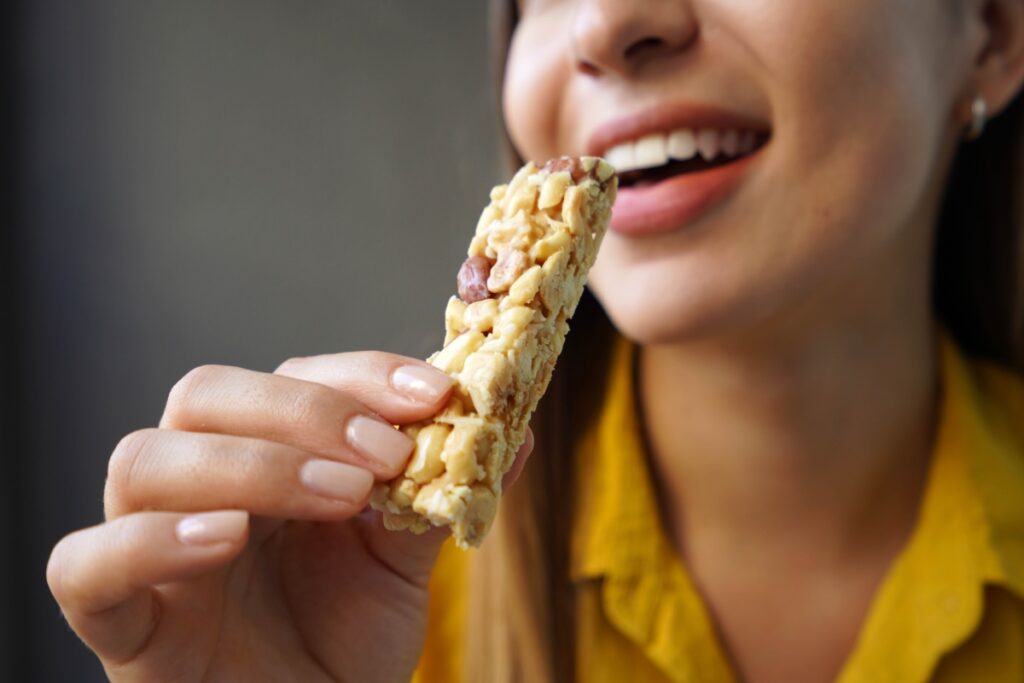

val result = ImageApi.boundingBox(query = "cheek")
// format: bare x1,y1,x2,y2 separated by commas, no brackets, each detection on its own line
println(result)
771,4,953,256
588,2,958,343
502,16,571,163
730,0,956,279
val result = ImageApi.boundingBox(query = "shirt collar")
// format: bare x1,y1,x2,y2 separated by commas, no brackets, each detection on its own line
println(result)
570,331,1024,683
570,335,737,680
839,333,1024,682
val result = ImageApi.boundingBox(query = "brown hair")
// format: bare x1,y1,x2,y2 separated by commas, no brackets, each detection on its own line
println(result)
935,94,1024,370
465,2,1024,680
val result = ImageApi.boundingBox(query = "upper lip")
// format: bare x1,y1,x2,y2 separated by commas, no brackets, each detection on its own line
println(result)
585,102,772,157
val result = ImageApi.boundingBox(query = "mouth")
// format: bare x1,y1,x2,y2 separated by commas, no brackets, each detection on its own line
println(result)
586,104,773,236
604,127,772,189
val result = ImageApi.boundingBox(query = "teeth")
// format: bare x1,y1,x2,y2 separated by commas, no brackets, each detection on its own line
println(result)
634,134,668,168
604,126,763,172
721,129,739,156
696,129,719,161
667,129,697,160
604,143,637,172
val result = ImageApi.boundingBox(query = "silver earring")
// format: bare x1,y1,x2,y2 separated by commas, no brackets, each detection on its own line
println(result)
964,95,988,141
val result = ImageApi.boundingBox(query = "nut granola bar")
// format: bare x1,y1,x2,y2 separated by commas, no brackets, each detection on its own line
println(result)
370,156,617,548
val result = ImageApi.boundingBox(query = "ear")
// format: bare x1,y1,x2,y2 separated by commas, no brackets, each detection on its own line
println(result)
962,0,1024,120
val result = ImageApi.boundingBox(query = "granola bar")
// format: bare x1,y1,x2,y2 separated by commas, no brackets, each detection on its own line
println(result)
370,156,617,548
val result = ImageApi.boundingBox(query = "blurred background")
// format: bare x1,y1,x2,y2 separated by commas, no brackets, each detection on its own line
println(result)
3,2,499,680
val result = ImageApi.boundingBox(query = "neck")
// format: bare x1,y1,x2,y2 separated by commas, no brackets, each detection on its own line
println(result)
639,289,939,573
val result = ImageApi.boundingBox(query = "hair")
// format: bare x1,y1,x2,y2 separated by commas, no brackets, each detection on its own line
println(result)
464,1,1024,680
936,94,1024,370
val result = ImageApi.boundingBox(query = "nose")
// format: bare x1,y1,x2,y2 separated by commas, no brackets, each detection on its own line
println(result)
572,0,698,77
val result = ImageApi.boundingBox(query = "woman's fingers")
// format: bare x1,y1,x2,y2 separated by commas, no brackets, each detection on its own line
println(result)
159,365,419,479
104,429,375,520
157,354,455,482
362,427,537,585
274,351,454,423
47,510,248,663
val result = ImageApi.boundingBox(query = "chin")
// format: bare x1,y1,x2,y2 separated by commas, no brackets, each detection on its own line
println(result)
587,249,788,348
590,280,730,347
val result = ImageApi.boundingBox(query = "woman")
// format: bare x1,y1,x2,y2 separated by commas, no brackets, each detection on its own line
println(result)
47,0,1024,681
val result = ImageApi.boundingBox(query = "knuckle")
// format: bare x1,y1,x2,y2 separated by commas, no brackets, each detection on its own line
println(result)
163,364,224,426
230,441,273,491
274,355,306,376
105,429,157,515
283,382,337,430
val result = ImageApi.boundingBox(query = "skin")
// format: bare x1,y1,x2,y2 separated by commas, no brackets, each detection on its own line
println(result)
505,0,1024,681
47,0,1024,681
47,353,532,682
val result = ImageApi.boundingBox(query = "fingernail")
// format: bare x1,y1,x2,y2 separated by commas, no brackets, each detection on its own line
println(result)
346,415,414,472
175,511,248,546
300,459,374,502
391,364,453,403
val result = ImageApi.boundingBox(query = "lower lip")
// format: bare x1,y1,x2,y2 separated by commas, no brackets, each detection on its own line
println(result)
609,148,763,237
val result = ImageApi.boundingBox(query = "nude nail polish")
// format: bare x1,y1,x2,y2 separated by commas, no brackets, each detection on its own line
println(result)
299,459,373,502
391,364,454,403
345,415,414,472
175,511,248,546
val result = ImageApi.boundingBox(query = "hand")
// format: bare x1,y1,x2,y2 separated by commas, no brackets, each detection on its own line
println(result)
47,351,533,682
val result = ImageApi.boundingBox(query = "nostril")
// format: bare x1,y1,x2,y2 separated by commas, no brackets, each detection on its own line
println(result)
577,58,601,78
624,36,667,62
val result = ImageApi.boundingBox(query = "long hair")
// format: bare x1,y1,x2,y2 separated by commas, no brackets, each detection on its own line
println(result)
935,94,1024,370
465,2,1024,680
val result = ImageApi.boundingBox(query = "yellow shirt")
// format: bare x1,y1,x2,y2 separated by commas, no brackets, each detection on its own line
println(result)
416,335,1024,682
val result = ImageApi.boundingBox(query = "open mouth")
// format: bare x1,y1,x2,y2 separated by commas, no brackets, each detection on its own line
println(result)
605,129,771,189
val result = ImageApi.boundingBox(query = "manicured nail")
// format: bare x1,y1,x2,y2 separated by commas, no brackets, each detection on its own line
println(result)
300,459,374,502
175,511,248,546
391,364,453,403
346,415,414,472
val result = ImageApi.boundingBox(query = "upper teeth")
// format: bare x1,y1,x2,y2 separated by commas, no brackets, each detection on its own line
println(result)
604,128,758,173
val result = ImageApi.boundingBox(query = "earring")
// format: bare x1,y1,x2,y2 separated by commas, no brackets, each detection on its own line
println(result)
964,95,988,141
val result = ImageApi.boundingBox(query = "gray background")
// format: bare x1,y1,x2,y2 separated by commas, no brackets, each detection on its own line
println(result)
7,2,499,680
